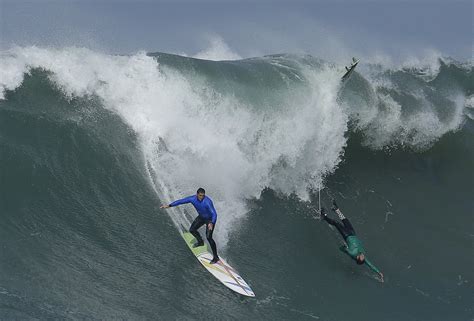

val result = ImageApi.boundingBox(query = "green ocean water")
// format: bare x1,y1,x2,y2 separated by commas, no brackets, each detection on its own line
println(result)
0,48,473,320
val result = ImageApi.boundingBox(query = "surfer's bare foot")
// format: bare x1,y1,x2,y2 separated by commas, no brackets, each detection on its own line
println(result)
210,257,220,264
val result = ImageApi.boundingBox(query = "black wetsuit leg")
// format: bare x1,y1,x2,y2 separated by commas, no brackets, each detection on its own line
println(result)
206,223,218,259
341,218,356,236
189,216,205,244
323,216,355,240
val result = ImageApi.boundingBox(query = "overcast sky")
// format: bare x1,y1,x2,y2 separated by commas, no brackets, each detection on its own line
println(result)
0,0,472,62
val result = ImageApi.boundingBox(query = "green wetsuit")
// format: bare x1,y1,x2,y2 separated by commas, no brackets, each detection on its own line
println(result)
339,235,381,274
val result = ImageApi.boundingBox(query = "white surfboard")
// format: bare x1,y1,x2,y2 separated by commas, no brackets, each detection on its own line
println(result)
181,231,255,297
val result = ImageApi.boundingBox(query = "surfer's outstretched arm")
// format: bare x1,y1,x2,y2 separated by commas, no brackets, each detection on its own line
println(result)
365,259,381,273
365,259,384,281
160,196,194,209
169,196,194,207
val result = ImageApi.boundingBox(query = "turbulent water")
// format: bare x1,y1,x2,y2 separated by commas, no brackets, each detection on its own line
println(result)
0,46,473,320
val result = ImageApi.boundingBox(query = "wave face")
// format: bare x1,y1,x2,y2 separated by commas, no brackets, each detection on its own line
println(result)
0,46,473,320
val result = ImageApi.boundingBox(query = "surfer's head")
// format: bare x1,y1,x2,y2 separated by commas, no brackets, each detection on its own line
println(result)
356,253,365,265
196,187,206,201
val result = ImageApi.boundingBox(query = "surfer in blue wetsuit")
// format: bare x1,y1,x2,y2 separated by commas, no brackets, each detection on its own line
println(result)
321,200,384,282
161,188,220,264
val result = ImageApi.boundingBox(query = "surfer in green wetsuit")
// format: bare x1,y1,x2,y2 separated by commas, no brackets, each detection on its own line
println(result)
321,200,384,282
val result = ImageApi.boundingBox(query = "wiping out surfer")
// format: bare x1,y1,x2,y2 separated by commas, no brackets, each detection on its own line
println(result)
161,188,220,264
321,200,384,282
341,57,359,81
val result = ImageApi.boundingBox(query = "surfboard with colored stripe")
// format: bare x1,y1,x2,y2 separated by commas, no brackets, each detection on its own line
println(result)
181,231,255,297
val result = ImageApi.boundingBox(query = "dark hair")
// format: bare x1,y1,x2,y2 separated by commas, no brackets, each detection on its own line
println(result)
356,256,365,265
197,187,206,194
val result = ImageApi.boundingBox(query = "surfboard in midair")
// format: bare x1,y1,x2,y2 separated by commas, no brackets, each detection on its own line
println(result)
341,57,359,81
181,231,255,297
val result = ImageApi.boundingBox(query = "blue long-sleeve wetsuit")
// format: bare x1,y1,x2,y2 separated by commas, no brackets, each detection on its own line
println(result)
169,195,218,224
